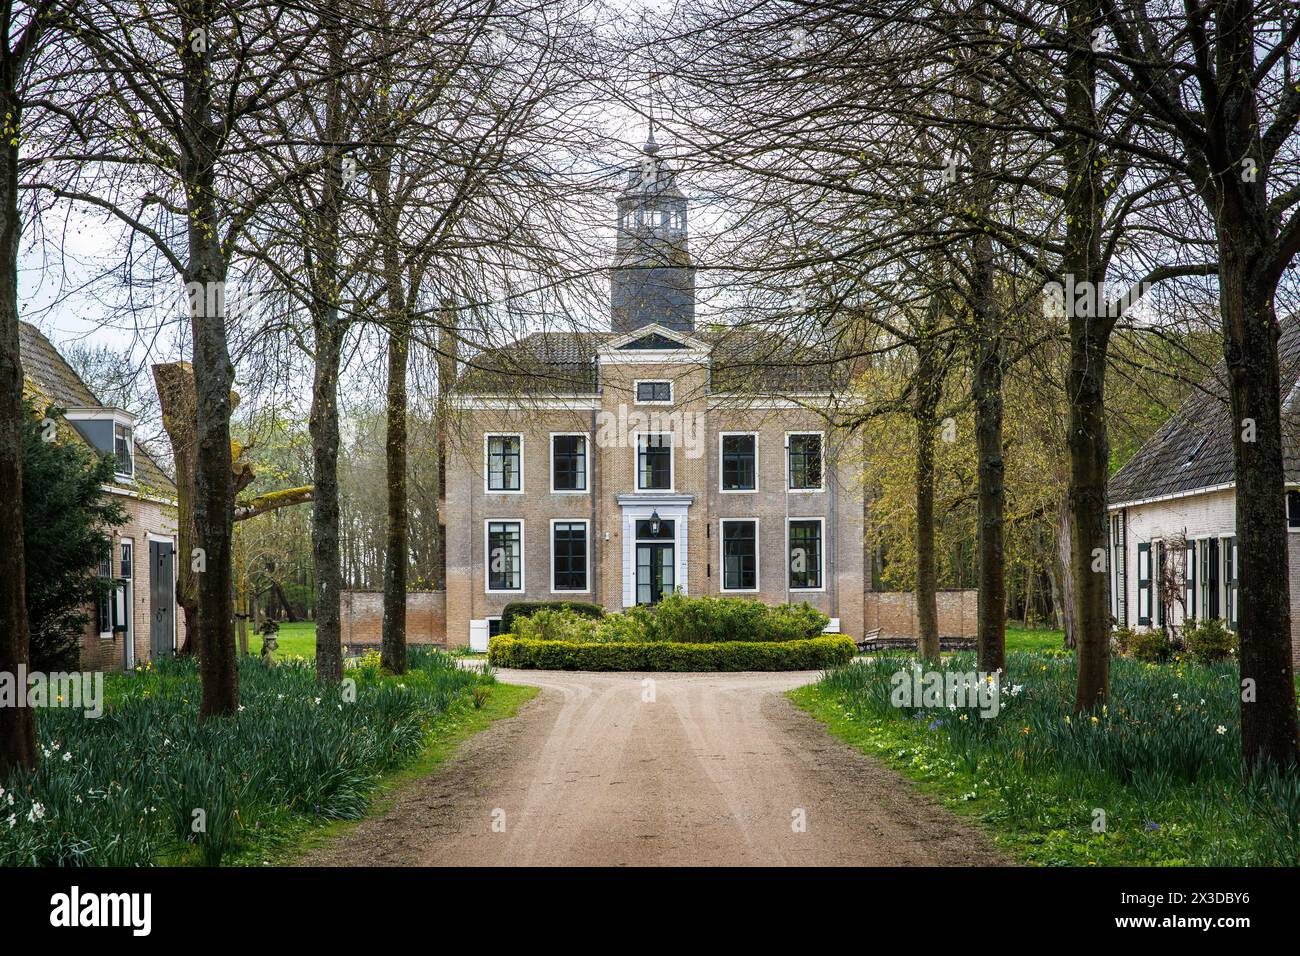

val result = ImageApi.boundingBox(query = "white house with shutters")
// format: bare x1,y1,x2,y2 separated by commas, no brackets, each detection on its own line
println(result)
1106,319,1300,667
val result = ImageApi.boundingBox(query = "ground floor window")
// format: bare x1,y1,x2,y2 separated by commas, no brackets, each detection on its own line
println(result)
788,518,823,590
552,521,588,592
721,519,757,591
486,521,523,592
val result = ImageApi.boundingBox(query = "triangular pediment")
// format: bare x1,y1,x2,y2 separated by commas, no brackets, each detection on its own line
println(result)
606,323,709,353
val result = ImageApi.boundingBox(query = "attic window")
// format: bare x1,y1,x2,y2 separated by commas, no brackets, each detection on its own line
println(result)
114,423,134,478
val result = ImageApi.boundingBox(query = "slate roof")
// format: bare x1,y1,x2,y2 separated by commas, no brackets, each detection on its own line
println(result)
19,322,176,498
1108,314,1300,507
454,325,849,397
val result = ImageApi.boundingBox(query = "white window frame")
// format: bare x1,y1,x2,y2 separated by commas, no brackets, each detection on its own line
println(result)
633,379,673,405
484,433,524,494
719,518,760,593
719,432,759,494
96,546,114,641
785,431,825,493
550,518,591,594
786,516,826,592
113,422,135,480
549,432,589,494
484,519,525,594
634,431,675,493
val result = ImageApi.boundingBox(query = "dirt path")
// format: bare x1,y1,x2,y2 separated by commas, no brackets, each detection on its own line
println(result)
299,670,1010,867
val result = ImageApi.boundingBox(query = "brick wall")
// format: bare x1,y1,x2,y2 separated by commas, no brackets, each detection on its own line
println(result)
863,589,978,639
340,590,446,647
80,495,182,673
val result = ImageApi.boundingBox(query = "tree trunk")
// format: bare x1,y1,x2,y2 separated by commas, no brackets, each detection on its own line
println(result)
186,250,239,718
381,314,410,674
434,310,458,592
0,82,36,779
971,254,1005,674
1063,0,1111,713
153,363,200,656
310,315,344,683
309,1,346,686
1221,253,1300,770
1055,495,1078,649
913,309,942,661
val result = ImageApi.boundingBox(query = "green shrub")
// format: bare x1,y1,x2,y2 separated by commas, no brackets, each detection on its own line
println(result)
645,593,828,643
512,607,605,643
509,595,830,646
1182,618,1237,665
1111,626,1138,655
500,600,605,633
1127,627,1172,662
488,634,856,671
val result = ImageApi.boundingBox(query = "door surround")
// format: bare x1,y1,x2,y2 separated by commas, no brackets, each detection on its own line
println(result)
616,494,692,608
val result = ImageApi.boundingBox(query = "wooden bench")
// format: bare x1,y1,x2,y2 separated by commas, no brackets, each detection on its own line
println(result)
854,631,978,653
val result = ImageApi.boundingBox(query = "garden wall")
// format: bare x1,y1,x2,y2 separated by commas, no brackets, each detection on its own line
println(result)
340,590,446,648
862,589,978,639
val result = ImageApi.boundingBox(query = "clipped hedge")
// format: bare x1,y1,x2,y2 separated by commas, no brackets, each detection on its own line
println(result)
500,600,605,634
488,634,857,671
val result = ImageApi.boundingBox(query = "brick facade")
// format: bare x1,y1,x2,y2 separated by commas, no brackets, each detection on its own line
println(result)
445,340,868,648
79,492,183,673
340,590,446,648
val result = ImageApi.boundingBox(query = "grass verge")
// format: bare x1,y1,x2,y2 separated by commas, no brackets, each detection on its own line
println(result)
242,681,539,866
791,651,1300,866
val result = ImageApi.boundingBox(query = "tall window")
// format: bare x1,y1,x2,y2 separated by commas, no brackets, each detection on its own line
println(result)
1136,542,1152,625
788,519,823,590
552,435,587,492
97,553,113,637
486,435,521,491
636,380,672,403
552,521,588,591
1184,540,1197,621
721,519,757,591
1224,537,1239,630
486,521,523,591
787,433,823,490
721,434,756,491
1199,538,1220,619
637,433,672,490
114,423,134,477
1289,490,1300,528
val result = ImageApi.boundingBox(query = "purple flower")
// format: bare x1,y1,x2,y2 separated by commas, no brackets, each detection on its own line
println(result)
1144,821,1160,831
928,718,943,730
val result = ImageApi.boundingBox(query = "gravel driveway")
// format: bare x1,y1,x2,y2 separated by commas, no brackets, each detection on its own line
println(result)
299,669,1009,867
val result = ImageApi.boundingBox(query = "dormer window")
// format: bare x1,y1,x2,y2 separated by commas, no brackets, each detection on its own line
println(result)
114,423,134,478
64,406,138,482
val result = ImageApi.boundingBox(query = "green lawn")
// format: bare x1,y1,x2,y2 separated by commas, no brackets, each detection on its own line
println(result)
250,620,317,659
245,621,492,660
1005,624,1067,654
793,650,1300,866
